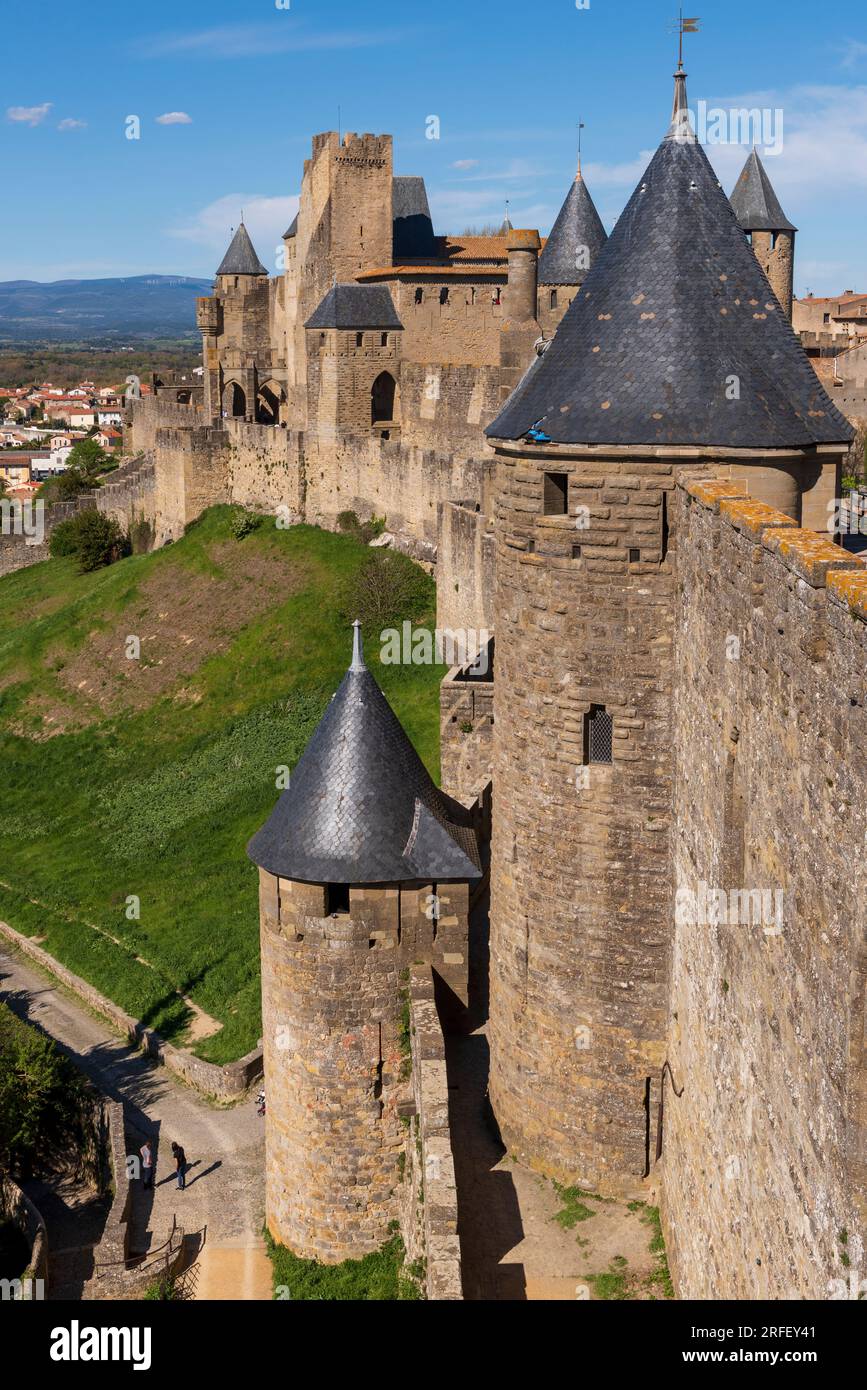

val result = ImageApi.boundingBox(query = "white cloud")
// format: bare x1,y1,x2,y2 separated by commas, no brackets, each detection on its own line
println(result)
135,23,413,60
57,118,87,131
7,102,52,126
170,193,300,272
582,151,655,187
156,111,193,125
839,39,867,70
451,159,480,171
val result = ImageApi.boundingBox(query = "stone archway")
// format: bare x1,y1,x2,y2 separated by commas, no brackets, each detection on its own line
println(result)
223,382,246,418
371,371,398,426
256,382,281,425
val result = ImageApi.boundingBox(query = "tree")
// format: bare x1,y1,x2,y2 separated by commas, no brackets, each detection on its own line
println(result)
37,437,113,503
49,509,130,572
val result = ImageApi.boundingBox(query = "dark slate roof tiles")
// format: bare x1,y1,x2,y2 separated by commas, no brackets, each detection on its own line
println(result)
247,626,480,884
392,175,436,258
538,173,608,285
305,283,403,330
729,150,796,232
487,107,851,449
216,223,269,276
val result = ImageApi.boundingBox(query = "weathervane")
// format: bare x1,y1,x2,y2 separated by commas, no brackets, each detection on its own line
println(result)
668,9,700,69
577,119,585,176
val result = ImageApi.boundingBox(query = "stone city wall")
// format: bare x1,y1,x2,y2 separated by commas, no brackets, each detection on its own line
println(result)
437,496,496,635
399,362,501,455
88,1100,185,1299
0,1174,48,1295
0,455,156,578
663,478,867,1299
399,965,463,1300
440,655,495,807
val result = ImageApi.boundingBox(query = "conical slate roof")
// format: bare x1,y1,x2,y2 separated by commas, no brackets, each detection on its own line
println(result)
247,624,481,885
216,223,268,276
729,150,796,232
538,172,607,285
487,75,851,450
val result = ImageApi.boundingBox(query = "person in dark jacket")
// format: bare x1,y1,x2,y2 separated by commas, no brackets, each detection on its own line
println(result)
171,1141,187,1192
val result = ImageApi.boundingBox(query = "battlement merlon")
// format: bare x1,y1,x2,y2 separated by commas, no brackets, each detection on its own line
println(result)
681,477,867,610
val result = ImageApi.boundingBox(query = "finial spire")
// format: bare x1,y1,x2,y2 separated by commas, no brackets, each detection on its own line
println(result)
667,11,699,139
576,119,585,179
350,619,366,672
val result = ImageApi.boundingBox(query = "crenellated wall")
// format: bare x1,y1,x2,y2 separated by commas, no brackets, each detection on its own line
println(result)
663,478,867,1299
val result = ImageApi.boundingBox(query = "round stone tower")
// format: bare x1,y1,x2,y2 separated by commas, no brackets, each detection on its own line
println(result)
482,69,853,1194
248,623,479,1262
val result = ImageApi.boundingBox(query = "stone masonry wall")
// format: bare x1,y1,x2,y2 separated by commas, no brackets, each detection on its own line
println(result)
399,965,463,1299
436,497,496,635
399,362,502,456
259,871,469,1263
663,479,867,1299
487,448,714,1192
440,660,494,806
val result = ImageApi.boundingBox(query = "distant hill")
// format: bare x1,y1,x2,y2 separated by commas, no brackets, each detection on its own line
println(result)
0,275,212,342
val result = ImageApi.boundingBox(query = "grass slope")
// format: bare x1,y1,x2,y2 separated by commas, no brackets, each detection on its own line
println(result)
0,507,445,1062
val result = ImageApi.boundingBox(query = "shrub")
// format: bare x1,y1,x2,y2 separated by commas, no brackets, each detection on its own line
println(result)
0,1003,91,1178
337,510,386,545
49,509,130,572
231,509,263,540
340,550,430,633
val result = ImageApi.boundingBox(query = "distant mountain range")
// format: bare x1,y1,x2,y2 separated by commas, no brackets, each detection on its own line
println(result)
0,275,212,342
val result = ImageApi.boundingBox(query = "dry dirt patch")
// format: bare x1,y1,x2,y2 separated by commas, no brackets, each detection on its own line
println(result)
29,542,301,732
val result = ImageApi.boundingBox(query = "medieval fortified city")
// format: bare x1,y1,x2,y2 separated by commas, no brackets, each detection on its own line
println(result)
0,0,865,1367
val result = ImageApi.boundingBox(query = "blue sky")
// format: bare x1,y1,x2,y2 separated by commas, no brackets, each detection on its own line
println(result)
1,0,865,294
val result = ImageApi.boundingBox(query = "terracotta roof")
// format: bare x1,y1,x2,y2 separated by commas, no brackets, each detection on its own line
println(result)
797,293,867,305
357,265,507,280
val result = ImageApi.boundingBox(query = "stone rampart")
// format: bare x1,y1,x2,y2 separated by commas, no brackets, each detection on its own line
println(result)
663,478,867,1299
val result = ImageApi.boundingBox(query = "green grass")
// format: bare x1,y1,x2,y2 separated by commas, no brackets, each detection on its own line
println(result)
551,1181,611,1228
0,508,445,1061
266,1230,423,1300
641,1205,674,1298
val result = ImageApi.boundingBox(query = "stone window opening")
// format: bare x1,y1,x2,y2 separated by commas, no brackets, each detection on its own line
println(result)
584,705,613,765
543,471,568,515
356,332,364,347
430,883,439,943
661,491,669,561
326,883,350,916
550,289,558,310
440,286,449,305
572,543,582,559
374,1024,384,1118
380,332,388,347
629,547,641,564
415,287,424,305
492,287,501,305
